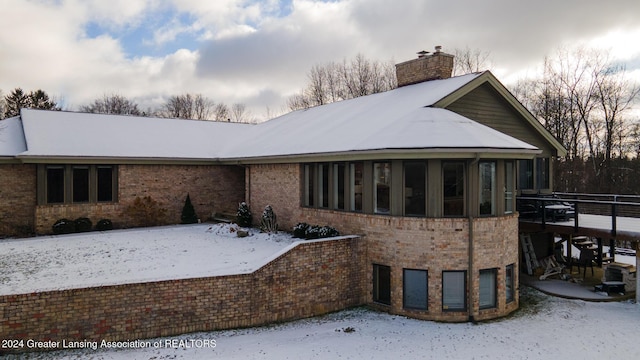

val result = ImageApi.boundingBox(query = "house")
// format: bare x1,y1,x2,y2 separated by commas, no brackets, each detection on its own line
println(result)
0,48,565,322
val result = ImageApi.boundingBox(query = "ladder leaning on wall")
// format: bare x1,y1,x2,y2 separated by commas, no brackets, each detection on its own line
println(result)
520,233,540,275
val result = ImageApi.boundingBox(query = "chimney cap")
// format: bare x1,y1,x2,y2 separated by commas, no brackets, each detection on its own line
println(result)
417,50,430,58
434,45,442,53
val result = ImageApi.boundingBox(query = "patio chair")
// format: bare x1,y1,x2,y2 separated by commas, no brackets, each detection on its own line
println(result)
576,249,596,277
539,255,564,280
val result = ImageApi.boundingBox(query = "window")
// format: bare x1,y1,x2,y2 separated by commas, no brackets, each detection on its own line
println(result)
479,268,497,309
318,163,330,208
404,162,426,216
443,162,465,217
403,269,428,310
505,161,514,214
518,159,533,190
506,264,515,303
333,163,345,210
479,162,496,216
373,264,391,305
72,166,90,203
374,162,391,214
42,165,117,205
97,166,114,202
350,162,363,212
304,164,315,207
442,270,466,311
536,157,550,190
46,166,65,204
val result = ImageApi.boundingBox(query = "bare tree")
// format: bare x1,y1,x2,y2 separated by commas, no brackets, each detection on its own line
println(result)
288,54,396,111
453,46,492,76
230,103,253,123
213,103,230,122
79,93,144,115
512,46,640,193
161,93,215,120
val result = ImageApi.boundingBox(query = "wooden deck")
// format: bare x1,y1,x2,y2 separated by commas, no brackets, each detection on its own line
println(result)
519,213,640,242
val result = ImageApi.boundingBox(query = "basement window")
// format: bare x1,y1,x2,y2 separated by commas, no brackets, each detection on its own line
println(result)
479,268,497,309
403,268,428,310
442,270,466,311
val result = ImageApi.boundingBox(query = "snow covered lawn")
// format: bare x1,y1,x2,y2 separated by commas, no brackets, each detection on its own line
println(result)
0,223,295,296
8,287,640,360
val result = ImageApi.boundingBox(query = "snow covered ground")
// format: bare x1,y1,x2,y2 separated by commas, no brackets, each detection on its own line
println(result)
0,223,295,296
2,225,639,359
6,287,640,360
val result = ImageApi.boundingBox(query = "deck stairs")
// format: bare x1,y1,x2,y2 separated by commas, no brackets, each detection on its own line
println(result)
520,233,540,275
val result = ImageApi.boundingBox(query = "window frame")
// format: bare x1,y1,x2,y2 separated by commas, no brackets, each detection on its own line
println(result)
40,165,117,205
504,161,515,214
479,161,496,216
403,268,428,310
373,162,391,215
506,264,515,303
373,264,391,306
442,162,466,217
403,161,427,217
479,268,498,310
349,162,364,212
442,270,467,312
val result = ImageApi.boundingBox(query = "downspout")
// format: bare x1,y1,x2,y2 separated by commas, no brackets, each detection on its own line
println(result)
468,154,480,322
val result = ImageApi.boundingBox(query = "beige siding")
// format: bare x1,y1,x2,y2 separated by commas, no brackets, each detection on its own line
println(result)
446,83,557,157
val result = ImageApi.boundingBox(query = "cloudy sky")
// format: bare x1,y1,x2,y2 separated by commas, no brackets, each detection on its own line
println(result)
1,0,640,121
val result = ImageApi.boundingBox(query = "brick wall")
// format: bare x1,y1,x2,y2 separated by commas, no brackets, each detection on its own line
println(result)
395,51,454,87
0,164,36,237
247,163,302,230
0,236,365,354
298,210,520,321
247,163,520,322
34,164,245,233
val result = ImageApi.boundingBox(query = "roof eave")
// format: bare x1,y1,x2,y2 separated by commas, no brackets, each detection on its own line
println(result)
15,155,218,165
219,147,542,164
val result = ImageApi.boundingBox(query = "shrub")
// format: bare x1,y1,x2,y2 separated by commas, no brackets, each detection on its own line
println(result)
96,219,113,231
292,222,310,238
52,219,76,235
181,193,198,224
236,202,252,227
122,196,167,227
260,205,278,233
318,225,340,238
294,223,340,240
74,217,93,233
304,225,321,240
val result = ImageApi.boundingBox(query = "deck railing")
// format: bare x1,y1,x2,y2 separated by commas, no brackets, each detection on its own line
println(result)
517,192,640,237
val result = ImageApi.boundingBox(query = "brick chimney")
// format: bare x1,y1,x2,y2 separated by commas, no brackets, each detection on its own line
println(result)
395,46,454,87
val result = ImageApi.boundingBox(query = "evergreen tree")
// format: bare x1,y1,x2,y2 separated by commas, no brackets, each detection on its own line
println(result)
3,87,60,118
236,202,252,227
3,88,29,118
181,194,198,224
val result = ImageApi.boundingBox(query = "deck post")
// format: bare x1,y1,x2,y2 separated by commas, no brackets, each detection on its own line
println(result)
611,202,617,237
637,242,640,305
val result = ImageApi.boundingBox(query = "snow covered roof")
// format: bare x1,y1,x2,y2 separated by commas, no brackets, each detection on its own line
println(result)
0,116,27,158
16,109,251,162
220,74,538,161
1,72,542,163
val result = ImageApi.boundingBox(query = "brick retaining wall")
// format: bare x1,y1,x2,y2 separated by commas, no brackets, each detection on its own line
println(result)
0,236,365,354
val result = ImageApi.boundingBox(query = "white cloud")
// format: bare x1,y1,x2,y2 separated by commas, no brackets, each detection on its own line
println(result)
1,0,639,121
